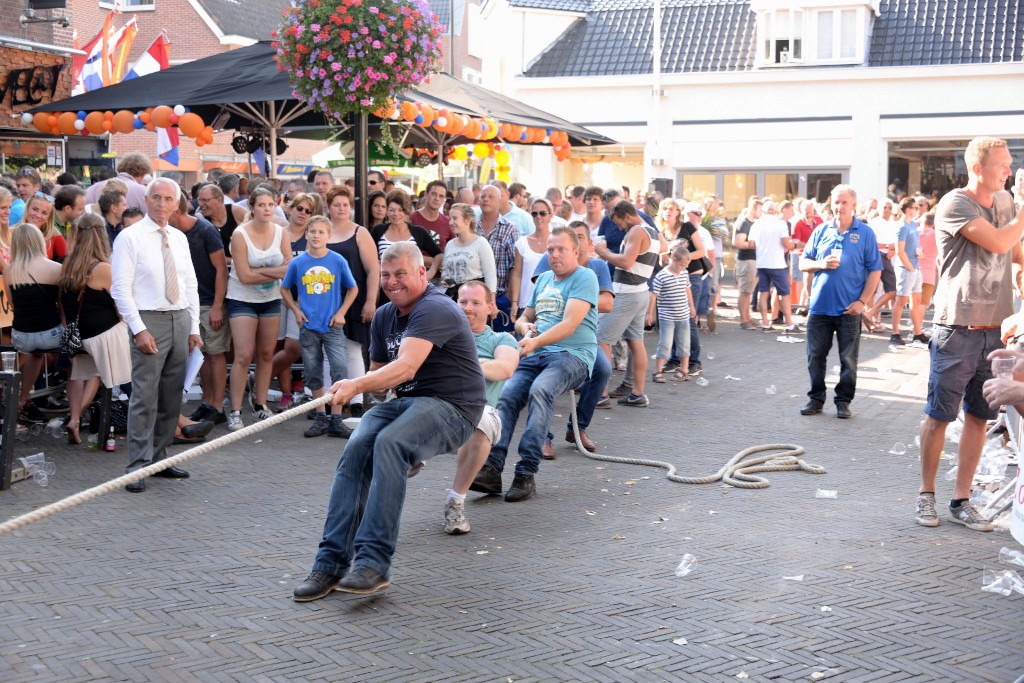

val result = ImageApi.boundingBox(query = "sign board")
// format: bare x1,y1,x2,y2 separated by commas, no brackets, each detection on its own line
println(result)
328,142,408,168
276,164,321,177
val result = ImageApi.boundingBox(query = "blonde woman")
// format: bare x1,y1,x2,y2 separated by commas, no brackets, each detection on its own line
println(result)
4,224,63,424
441,203,496,298
21,194,68,262
59,214,131,444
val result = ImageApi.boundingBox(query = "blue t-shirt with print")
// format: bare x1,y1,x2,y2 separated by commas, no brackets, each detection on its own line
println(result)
532,255,613,294
281,251,358,333
528,266,599,372
896,221,920,270
804,218,883,316
474,327,518,407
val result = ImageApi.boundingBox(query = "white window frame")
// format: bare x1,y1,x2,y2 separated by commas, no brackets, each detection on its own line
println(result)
812,7,865,64
756,8,805,66
99,0,156,12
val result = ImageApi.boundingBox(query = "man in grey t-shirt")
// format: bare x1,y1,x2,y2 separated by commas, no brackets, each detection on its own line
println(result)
916,137,1024,532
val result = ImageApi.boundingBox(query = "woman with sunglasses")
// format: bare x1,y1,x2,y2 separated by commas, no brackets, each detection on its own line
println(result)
440,203,496,299
58,214,131,444
508,198,554,321
4,223,63,425
271,192,323,412
21,193,68,263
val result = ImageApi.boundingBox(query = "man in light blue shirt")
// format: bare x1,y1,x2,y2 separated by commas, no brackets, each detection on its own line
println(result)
471,226,598,502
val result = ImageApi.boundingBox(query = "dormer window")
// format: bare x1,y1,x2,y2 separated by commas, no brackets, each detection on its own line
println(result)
759,9,804,64
752,1,877,67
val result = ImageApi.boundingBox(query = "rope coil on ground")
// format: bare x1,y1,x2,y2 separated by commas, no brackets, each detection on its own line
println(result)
567,393,825,488
0,393,335,538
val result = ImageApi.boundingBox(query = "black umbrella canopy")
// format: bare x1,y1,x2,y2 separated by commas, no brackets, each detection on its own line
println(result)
30,41,614,147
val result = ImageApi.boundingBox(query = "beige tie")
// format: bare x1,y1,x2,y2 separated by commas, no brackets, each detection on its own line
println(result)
158,227,180,305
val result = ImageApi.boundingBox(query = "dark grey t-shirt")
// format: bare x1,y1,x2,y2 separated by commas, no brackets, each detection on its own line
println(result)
934,188,1017,326
735,218,757,261
183,216,224,306
369,285,487,426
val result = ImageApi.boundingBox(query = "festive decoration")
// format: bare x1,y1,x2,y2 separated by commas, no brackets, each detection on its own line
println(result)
273,0,444,122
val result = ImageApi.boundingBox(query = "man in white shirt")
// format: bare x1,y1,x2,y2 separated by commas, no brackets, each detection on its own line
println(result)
864,199,900,329
111,178,203,492
747,200,797,332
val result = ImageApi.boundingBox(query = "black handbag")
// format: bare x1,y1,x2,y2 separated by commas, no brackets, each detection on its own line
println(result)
60,289,85,356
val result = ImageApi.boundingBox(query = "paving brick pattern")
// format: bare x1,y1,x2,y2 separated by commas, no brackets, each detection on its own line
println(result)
1,300,1022,682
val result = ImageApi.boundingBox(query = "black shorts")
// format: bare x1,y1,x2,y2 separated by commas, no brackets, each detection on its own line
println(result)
880,254,896,293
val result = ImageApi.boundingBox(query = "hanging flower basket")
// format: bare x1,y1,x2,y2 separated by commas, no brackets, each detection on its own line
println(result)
273,0,444,122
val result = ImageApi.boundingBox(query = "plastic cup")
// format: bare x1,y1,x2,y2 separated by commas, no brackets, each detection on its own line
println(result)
830,248,842,263
992,358,1015,380
1,351,16,372
675,553,697,577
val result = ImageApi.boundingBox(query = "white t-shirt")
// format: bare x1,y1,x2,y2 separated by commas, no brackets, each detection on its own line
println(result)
697,226,714,262
868,216,899,247
747,215,789,269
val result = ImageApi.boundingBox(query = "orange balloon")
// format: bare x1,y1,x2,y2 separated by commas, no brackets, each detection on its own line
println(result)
151,105,173,128
145,122,156,132
448,115,465,135
195,137,206,148
33,112,50,133
57,112,79,136
201,126,214,143
401,101,418,122
112,110,135,134
139,111,151,124
177,112,204,138
84,111,106,135
419,104,435,127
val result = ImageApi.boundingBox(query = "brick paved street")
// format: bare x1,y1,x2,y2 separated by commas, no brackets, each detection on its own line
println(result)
1,290,1022,682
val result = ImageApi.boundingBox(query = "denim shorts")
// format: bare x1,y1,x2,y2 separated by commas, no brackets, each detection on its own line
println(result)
225,298,281,319
894,267,922,296
924,325,1002,422
12,325,62,353
756,267,791,296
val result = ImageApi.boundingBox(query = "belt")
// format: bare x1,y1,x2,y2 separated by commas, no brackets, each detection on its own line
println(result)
946,324,1000,330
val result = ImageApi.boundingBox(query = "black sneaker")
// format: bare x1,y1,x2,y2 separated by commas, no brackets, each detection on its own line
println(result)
470,464,503,494
304,413,329,438
800,401,824,416
293,570,344,602
608,382,633,398
336,566,390,595
595,397,612,409
617,393,650,407
889,334,906,346
505,472,536,502
18,402,46,424
911,334,930,348
327,416,352,438
687,364,703,377
188,403,214,423
663,360,680,373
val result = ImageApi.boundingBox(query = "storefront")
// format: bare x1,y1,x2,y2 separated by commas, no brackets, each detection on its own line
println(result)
0,38,106,181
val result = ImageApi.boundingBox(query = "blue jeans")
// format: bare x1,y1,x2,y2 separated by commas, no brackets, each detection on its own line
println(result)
565,349,611,433
298,326,348,391
312,397,475,578
656,318,690,360
806,313,862,405
488,351,590,475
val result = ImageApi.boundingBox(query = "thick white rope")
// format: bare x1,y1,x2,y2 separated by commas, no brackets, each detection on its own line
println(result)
567,393,825,488
0,393,334,538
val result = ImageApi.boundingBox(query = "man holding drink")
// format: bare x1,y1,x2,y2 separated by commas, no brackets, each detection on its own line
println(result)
798,184,882,419
916,137,1024,531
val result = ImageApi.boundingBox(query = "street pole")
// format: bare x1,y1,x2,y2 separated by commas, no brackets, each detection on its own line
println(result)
354,112,368,228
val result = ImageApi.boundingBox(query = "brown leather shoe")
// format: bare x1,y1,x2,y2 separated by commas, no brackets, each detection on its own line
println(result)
565,430,596,451
542,439,555,460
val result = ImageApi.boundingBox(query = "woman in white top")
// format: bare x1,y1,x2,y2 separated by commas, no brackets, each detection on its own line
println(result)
508,198,553,321
224,187,291,431
440,203,496,299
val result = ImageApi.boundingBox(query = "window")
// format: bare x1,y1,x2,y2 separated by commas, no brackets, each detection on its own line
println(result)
99,0,155,11
758,9,803,65
815,9,860,62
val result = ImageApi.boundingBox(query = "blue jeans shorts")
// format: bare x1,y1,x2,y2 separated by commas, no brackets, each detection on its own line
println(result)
924,325,1001,422
757,267,791,296
226,298,281,319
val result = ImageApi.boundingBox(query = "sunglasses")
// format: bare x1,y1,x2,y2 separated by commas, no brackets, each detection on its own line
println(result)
531,211,550,217
16,168,37,178
293,205,313,215
34,191,55,202
367,180,380,186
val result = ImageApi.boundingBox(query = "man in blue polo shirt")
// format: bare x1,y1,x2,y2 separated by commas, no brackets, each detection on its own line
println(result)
799,185,882,419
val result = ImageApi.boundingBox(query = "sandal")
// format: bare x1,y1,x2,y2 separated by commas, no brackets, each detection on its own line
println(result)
66,419,81,445
672,370,689,382
861,315,879,333
652,372,666,383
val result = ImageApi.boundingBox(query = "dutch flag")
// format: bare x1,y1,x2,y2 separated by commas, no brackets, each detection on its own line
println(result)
124,33,179,167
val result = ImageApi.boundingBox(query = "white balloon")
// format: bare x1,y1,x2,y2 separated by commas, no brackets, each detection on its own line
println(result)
20,112,33,125
74,119,85,130
173,105,186,116
435,117,446,128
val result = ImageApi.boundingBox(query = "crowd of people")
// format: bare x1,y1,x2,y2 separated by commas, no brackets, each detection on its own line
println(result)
0,135,1019,598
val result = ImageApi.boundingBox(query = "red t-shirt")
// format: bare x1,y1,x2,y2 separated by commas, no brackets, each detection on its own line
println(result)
792,217,822,252
411,210,454,250
46,234,67,262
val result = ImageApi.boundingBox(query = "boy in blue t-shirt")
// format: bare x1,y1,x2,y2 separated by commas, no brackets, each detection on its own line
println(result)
281,216,359,438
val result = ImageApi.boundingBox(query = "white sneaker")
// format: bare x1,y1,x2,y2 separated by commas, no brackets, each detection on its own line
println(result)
226,410,244,432
444,498,470,535
253,405,272,422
